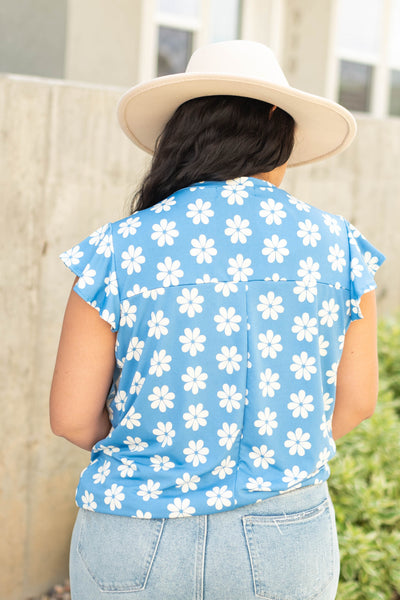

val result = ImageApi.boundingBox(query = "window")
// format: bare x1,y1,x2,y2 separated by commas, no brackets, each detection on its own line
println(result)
335,0,400,117
155,0,241,77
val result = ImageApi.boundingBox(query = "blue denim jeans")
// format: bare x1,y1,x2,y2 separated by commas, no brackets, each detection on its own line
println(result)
70,482,339,600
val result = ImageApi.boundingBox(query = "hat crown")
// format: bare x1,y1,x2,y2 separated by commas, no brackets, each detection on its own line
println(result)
186,40,289,88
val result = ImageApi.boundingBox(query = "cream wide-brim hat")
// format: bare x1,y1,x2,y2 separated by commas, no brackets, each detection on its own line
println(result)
117,40,357,167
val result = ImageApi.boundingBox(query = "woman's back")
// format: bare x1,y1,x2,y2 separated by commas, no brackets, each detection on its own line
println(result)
60,176,384,519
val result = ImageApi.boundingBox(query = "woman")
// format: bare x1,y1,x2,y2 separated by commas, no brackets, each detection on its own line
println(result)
50,41,385,599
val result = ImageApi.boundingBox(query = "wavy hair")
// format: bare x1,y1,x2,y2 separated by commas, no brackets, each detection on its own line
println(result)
131,95,295,213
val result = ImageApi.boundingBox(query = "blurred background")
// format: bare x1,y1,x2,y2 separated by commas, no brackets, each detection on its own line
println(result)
0,1,399,599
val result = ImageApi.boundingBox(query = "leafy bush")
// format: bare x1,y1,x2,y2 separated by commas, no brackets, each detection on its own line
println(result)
329,317,400,600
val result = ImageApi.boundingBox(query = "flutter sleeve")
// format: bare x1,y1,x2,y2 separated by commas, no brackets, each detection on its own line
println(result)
343,218,386,321
59,223,120,331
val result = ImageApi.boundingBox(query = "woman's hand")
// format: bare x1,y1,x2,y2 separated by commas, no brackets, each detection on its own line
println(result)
332,290,379,440
50,278,117,451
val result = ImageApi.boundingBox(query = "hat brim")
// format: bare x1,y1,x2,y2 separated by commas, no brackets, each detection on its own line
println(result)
117,73,357,167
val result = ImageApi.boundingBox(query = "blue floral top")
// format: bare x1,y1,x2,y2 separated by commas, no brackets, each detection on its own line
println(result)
60,177,385,519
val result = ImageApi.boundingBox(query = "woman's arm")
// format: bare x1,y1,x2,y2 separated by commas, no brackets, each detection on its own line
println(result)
332,290,379,440
50,278,117,451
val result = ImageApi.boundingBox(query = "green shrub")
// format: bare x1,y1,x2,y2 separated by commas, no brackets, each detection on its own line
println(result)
329,317,400,600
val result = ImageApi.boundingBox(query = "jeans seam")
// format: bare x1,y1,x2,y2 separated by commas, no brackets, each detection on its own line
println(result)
194,515,207,600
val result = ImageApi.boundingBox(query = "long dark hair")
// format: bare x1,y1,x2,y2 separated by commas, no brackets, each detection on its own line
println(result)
131,95,295,213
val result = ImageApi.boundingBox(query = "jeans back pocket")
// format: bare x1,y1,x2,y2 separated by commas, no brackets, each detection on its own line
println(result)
242,498,335,600
77,510,164,592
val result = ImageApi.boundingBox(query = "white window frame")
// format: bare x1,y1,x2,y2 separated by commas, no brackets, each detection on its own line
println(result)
330,0,397,118
138,0,241,82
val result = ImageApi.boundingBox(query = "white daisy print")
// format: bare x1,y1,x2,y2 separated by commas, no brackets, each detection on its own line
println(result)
92,460,111,484
151,219,179,246
257,330,283,358
175,473,200,493
182,366,208,394
126,337,144,362
326,362,338,385
350,257,364,280
183,440,209,467
216,345,242,374
288,195,311,212
214,306,241,336
297,220,321,247
137,479,162,501
147,310,169,339
297,258,321,282
148,385,175,412
97,234,114,258
167,497,196,518
206,485,233,510
151,197,176,213
183,403,209,431
217,384,242,412
259,368,281,397
214,280,238,296
121,245,145,275
117,458,137,478
135,510,152,519
282,465,308,487
293,278,318,303
149,349,172,377
129,372,145,395
254,407,278,436
177,288,204,317
81,491,97,511
105,271,118,297
227,254,253,281
121,407,142,430
316,448,331,469
363,251,380,274
262,235,289,263
257,292,284,320
60,245,83,267
104,484,125,511
319,335,329,357
290,352,317,380
284,428,312,456
120,300,137,328
88,224,108,246
156,256,184,287
225,215,252,243
212,456,236,479
217,422,240,451
76,264,96,289
153,422,176,447
114,390,127,412
288,390,315,418
246,477,272,492
190,235,217,264
117,216,141,237
186,198,214,224
221,179,252,205
150,455,175,472
259,198,287,225
179,327,206,356
328,244,346,272
291,313,318,342
123,436,148,452
323,214,341,235
323,392,334,412
318,299,339,327
249,445,275,469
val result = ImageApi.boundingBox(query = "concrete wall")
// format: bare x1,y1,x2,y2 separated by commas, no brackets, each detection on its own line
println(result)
1,74,397,599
